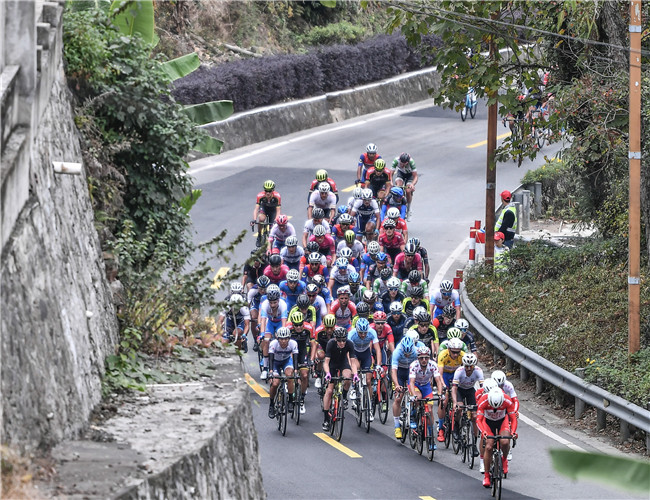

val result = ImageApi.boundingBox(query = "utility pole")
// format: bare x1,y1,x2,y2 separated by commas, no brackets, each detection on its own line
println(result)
628,0,641,354
485,18,498,271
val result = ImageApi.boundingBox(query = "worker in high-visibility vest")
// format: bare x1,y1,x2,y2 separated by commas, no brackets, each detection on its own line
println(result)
495,190,517,248
494,231,509,272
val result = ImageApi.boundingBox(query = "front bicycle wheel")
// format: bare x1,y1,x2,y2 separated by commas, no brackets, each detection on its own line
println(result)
399,398,408,444
425,412,435,461
460,422,469,463
444,413,451,449
363,386,371,433
334,397,345,442
536,126,546,149
329,400,337,437
294,385,302,426
461,105,468,121
354,384,363,428
378,379,389,424
416,411,424,455
468,425,476,469
409,407,417,449
452,418,461,455
470,101,477,118
492,451,502,498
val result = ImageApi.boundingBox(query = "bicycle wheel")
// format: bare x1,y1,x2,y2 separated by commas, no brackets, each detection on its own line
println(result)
416,410,424,455
257,341,264,373
492,451,502,498
378,379,389,424
294,384,302,426
468,425,476,469
408,405,417,449
452,417,461,455
329,400,337,437
461,422,469,463
363,386,371,433
536,126,546,149
461,104,468,121
425,412,435,461
354,384,363,428
470,101,477,119
444,412,451,449
334,397,345,442
399,398,408,444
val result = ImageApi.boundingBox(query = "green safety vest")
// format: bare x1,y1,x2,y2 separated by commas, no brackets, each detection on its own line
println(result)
495,204,517,234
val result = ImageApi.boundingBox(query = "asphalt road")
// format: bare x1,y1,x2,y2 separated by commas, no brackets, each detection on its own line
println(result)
189,101,641,500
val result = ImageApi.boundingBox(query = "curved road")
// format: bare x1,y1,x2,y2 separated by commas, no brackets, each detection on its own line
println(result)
189,101,640,500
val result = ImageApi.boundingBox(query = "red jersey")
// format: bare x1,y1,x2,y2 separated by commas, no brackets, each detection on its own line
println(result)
476,391,518,436
256,191,282,211
371,322,394,350
263,264,289,284
330,300,357,329
380,217,408,234
309,178,338,193
379,231,405,250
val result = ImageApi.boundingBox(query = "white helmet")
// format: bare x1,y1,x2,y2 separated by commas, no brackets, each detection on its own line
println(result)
361,188,373,200
387,277,401,289
492,370,507,387
454,318,469,331
440,280,454,293
389,301,402,313
313,225,327,237
366,143,378,154
487,389,505,409
367,241,381,255
406,331,420,343
447,338,464,351
462,353,478,366
482,378,499,393
230,282,243,294
318,182,331,193
229,294,243,307
353,187,363,199
386,207,400,219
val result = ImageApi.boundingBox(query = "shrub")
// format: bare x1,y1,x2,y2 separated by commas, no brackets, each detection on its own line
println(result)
302,21,366,46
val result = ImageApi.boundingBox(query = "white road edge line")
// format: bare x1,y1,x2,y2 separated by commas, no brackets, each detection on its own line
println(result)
430,237,468,294
518,412,586,452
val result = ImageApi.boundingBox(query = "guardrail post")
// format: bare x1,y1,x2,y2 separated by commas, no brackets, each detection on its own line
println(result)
647,402,650,455
535,375,544,395
505,358,514,372
520,365,529,382
596,409,607,430
533,182,542,218
620,420,630,444
574,368,586,419
521,190,530,230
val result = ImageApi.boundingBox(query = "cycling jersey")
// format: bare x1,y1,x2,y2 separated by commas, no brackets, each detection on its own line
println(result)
372,323,394,350
387,313,408,344
332,223,356,242
380,289,405,312
268,338,298,361
288,305,317,326
309,295,328,327
260,298,288,323
407,324,438,348
247,286,264,311
280,245,305,269
391,157,417,176
325,338,357,371
358,152,382,181
402,298,430,319
336,240,365,260
313,325,334,350
391,339,426,370
351,199,380,218
409,359,440,386
347,327,379,353
330,300,357,329
279,280,307,310
379,231,405,250
263,264,290,285
309,191,337,211
373,278,390,296
303,219,331,237
393,253,423,279
309,178,338,193
300,262,329,282
365,167,392,196
381,194,407,220
401,279,429,299
460,331,477,353
380,217,408,234
476,392,518,436
256,191,281,214
243,261,264,284
439,339,468,352
453,366,484,389
309,234,336,256
430,289,461,311
221,306,250,332
330,265,356,285
268,222,296,248
437,348,466,374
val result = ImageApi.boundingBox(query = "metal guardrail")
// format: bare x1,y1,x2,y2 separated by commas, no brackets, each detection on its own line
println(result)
460,284,650,452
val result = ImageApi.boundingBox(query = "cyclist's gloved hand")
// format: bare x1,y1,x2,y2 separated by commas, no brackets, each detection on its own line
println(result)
325,372,331,382
352,374,360,384
513,432,518,440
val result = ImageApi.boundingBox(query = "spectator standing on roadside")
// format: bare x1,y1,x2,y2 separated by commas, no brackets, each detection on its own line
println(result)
495,190,517,248
494,231,509,272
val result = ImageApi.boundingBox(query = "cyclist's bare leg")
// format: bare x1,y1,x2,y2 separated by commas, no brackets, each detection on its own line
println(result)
484,436,496,473
269,373,280,400
299,366,309,393
285,367,295,394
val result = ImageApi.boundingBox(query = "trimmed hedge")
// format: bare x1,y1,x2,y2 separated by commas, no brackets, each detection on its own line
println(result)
172,34,442,112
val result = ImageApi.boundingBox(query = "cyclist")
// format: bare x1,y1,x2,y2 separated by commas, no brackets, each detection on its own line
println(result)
280,236,304,272
406,307,439,358
337,230,365,260
452,353,483,454
364,158,392,201
306,282,328,327
311,274,332,308
381,207,409,241
393,242,423,280
361,219,380,247
248,275,270,348
242,250,267,292
267,214,296,254
391,152,418,215
359,288,381,313
390,332,425,439
302,208,331,248
359,240,381,282
328,257,356,297
330,286,357,329
279,269,306,310
287,310,313,414
454,318,478,355
477,389,518,488
371,310,394,365
352,301,372,327
431,279,461,319
322,327,359,431
252,180,282,237
436,337,466,441
309,225,336,267
381,186,408,221
380,276,405,312
400,269,429,301
263,254,289,285
348,317,382,412
267,327,299,418
356,143,381,186
373,268,394,297
308,169,339,202
218,294,250,352
408,237,430,283
402,286,431,320
432,304,458,342
347,186,363,213
350,188,380,239
308,182,337,222
387,301,408,345
365,252,391,289
312,313,337,386
300,251,329,283
338,247,360,274
259,285,288,381
492,369,520,462
348,271,366,304
379,218,405,263
439,327,468,353
288,294,317,330
331,213,356,245
408,346,444,442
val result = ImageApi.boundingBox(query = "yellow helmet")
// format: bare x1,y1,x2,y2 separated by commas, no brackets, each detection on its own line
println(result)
323,313,336,328
289,310,304,324
263,180,275,191
374,159,386,171
316,169,328,182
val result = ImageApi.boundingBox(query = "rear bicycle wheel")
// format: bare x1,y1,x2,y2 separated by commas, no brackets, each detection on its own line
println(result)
536,126,546,148
444,413,451,449
378,379,389,424
470,101,477,118
399,398,408,444
354,384,363,427
363,386,371,433
416,411,424,455
468,425,476,469
461,104,468,121
294,384,302,426
461,422,468,463
425,412,435,461
452,417,461,455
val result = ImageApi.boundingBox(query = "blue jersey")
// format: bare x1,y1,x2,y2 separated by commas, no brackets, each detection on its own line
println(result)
348,327,379,353
391,340,425,369
279,280,307,310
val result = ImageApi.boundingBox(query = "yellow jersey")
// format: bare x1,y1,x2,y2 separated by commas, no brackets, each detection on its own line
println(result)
437,348,466,373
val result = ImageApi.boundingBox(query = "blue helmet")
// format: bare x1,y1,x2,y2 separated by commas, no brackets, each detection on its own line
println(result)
356,317,369,332
376,252,389,262
390,186,404,197
401,336,414,354
338,205,348,214
348,271,361,284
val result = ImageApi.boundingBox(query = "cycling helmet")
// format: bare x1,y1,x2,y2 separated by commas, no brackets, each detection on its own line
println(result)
483,378,499,393
366,143,378,154
389,301,403,313
409,286,424,298
275,326,291,339
269,254,282,266
353,187,363,199
306,283,319,294
286,269,300,282
356,302,370,315
462,353,478,367
404,242,417,255
363,289,376,302
406,331,420,343
313,225,327,237
442,304,457,318
229,294,243,306
256,275,271,288
416,345,431,357
374,159,386,171
414,308,431,323
315,169,328,182
408,270,421,283
447,338,464,351
323,313,337,328
383,218,396,229
336,257,349,269
447,327,463,339
494,231,505,241
318,182,331,193
339,247,353,260
338,205,348,215
390,186,404,197
387,276,401,289
440,280,454,293
401,336,414,353
386,207,400,219
356,317,370,332
343,230,355,244
230,282,243,294
308,252,322,264
306,241,320,253
339,213,353,225
275,214,288,225
348,271,361,284
487,389,505,409
408,237,420,250
312,208,325,220
399,152,411,163
367,241,381,255
285,235,298,247
289,310,304,324
492,370,507,387
266,285,281,301
454,318,469,332
336,285,351,296
380,268,393,281
361,188,373,200
263,180,275,192
296,294,310,309
334,326,348,339
373,311,387,322
312,274,326,287
376,252,389,262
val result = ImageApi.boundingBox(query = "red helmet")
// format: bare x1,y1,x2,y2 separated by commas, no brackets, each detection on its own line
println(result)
500,190,512,202
494,231,505,241
373,311,387,321
276,214,288,225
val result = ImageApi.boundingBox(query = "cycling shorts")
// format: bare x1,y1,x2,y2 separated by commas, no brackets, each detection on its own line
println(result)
442,372,455,389
414,381,434,399
272,357,293,374
397,366,409,387
329,359,351,374
394,170,414,184
225,318,246,333
265,319,283,336
260,206,278,220
456,386,477,406
354,348,373,370
294,337,309,367
485,416,510,436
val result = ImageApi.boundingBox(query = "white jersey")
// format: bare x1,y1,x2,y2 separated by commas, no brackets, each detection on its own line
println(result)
303,219,331,236
330,264,357,284
452,366,484,389
501,380,517,399
280,245,305,265
431,289,460,309
268,338,298,361
409,359,440,385
337,239,365,259
260,298,288,322
351,198,379,217
309,191,337,210
268,222,296,244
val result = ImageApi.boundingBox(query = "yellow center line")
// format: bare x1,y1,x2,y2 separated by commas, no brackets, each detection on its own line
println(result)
467,132,511,148
211,266,230,289
341,184,357,192
419,496,437,500
245,373,269,398
313,432,362,458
